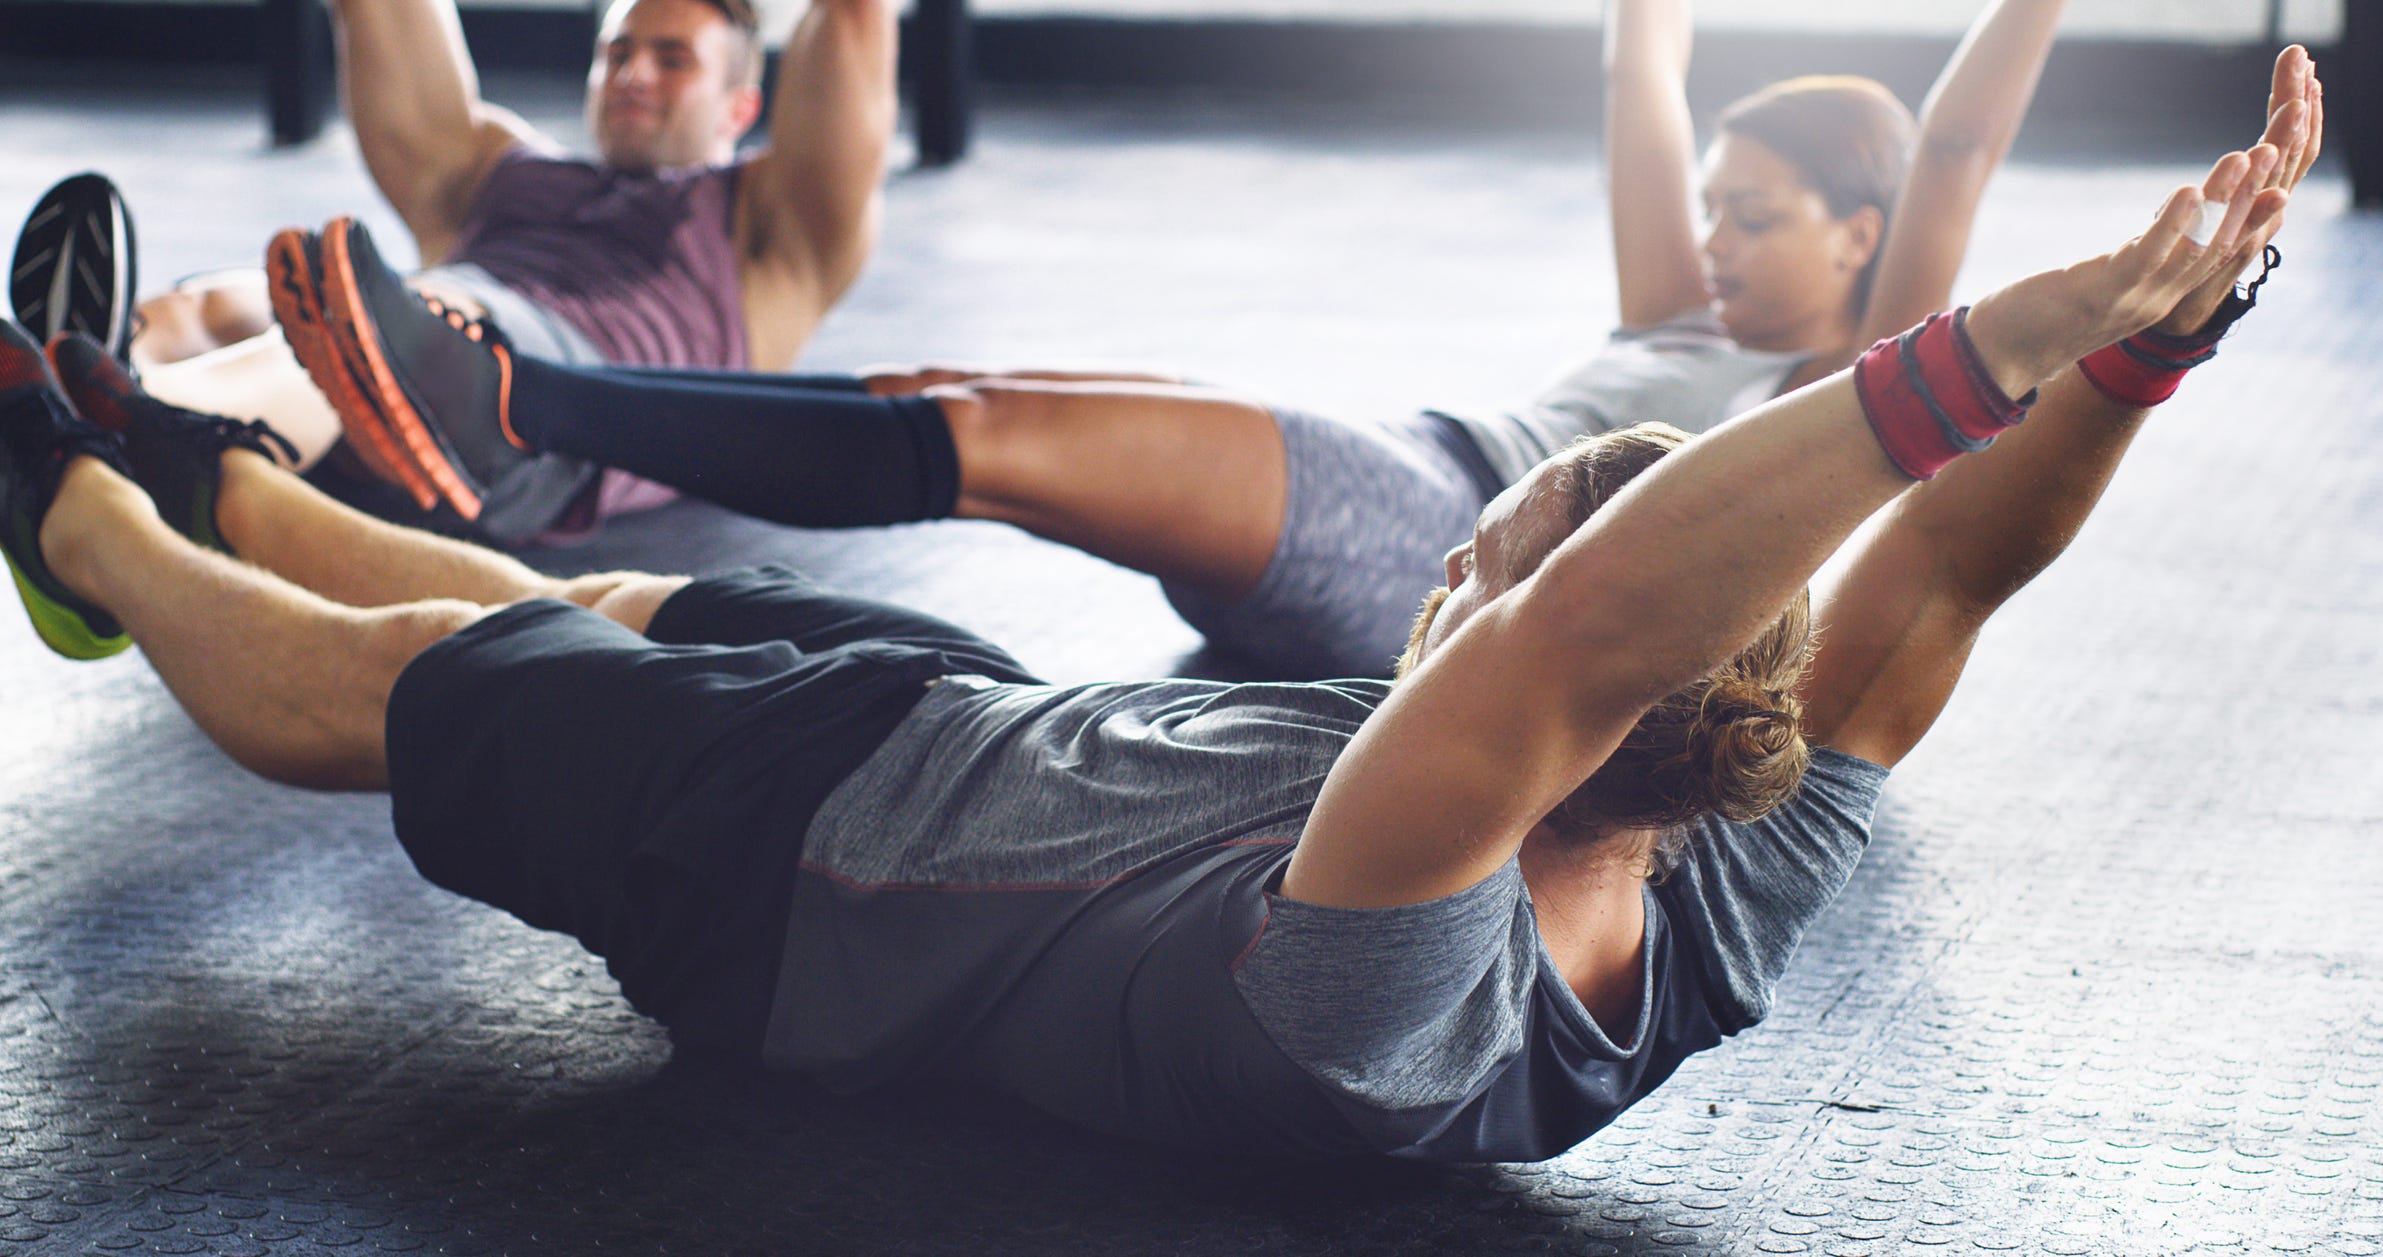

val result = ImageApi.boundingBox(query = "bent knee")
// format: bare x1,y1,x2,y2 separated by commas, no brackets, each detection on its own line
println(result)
361,599,491,679
926,382,1066,491
546,573,692,635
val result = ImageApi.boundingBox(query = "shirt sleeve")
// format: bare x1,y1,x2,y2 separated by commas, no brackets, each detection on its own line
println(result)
1653,747,1890,1031
1230,858,1540,1120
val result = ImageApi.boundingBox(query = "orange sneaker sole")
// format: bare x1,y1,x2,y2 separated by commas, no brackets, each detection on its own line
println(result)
265,226,441,512
315,217,484,521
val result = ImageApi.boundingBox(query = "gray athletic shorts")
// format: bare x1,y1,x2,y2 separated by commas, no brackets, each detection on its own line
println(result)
1163,408,1503,679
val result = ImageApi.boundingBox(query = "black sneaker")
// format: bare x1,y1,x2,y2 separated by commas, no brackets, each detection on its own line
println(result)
10,173,138,360
315,216,541,526
48,331,296,559
0,320,131,660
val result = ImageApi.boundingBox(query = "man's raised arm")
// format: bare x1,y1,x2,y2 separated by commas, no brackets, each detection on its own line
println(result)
1281,151,2270,912
1804,50,2320,769
736,0,899,319
332,0,540,263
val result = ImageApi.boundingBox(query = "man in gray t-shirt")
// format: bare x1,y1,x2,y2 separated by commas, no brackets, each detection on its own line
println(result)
13,159,2286,1160
772,671,1885,1160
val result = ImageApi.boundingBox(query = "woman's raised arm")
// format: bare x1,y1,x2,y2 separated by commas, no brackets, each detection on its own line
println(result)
1847,0,2067,359
1605,0,1713,330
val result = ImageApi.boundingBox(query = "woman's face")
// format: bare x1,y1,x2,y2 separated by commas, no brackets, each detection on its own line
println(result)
1697,134,1882,352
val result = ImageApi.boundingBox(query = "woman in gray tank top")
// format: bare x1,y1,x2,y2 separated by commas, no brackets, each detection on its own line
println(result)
308,1,2074,678
849,0,2073,679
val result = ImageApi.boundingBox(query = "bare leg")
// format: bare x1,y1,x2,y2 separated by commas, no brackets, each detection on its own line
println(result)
38,457,694,787
39,456,477,789
210,446,689,627
930,381,1288,601
139,329,342,468
211,447,571,607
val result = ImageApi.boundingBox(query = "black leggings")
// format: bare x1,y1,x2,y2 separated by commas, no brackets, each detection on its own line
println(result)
506,361,963,528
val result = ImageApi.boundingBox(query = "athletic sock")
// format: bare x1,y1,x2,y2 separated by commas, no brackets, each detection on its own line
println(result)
505,356,960,527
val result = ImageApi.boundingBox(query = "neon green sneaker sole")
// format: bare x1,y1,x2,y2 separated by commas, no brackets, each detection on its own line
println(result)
6,547,127,660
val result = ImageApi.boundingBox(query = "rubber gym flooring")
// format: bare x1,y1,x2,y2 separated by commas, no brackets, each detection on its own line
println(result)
3,56,2380,1257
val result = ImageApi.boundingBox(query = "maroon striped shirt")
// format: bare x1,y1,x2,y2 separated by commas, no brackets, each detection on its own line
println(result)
447,147,750,370
447,147,756,530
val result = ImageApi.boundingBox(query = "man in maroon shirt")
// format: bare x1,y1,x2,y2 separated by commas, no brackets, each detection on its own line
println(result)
15,0,894,538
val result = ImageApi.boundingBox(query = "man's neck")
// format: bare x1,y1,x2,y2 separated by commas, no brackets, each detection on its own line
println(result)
1518,827,1653,1044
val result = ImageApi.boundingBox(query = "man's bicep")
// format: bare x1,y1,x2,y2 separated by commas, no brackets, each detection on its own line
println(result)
384,112,538,264
744,0,897,291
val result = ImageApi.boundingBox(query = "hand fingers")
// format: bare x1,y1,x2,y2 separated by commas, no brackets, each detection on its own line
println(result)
2260,48,2323,192
2233,145,2280,218
2209,147,2263,201
2198,188,2289,299
2269,45,2307,122
2127,148,2265,313
2238,187,2291,253
2185,151,2255,254
2261,99,2307,191
2303,78,2325,181
2222,189,2290,270
2132,184,2206,273
2194,148,2275,281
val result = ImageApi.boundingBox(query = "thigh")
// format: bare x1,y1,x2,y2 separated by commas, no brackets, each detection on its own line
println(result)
941,380,1289,599
646,565,1040,683
1163,410,1494,679
383,578,1034,1058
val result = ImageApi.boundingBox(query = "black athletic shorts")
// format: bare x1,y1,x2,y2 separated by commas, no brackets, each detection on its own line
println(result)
384,566,1042,1060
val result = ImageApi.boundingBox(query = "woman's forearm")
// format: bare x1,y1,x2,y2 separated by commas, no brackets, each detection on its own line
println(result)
1603,0,1691,82
1913,0,2066,160
1856,0,2066,344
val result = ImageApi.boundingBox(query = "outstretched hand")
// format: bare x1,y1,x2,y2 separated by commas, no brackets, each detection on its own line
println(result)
1962,141,2280,396
2152,45,2323,336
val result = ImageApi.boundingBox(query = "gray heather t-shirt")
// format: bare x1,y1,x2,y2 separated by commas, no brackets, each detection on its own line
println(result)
769,675,1886,1162
1446,312,1811,487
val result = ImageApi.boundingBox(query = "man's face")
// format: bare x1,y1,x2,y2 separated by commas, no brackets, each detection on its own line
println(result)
1396,458,1574,678
585,0,757,173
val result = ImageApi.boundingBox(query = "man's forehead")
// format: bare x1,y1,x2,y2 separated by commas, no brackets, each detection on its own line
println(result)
603,0,725,40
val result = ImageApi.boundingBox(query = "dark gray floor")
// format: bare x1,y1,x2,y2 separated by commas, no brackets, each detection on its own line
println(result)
4,58,2382,1256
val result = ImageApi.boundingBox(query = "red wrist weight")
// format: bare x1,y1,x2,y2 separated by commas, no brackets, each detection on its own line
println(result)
2075,327,2222,409
1853,308,2034,481
2076,243,2280,409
